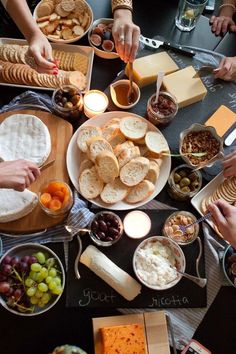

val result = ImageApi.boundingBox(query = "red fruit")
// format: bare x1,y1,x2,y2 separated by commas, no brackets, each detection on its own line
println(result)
92,27,104,37
90,33,102,47
102,39,114,52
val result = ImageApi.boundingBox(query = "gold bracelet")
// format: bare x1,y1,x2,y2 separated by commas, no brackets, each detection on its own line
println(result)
219,3,236,12
112,0,133,13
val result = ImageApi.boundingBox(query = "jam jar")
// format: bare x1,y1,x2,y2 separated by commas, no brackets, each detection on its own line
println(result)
146,91,178,126
52,85,83,122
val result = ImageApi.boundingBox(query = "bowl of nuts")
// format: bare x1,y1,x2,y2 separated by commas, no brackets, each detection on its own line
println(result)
179,123,223,169
89,211,123,247
163,211,199,246
52,85,83,121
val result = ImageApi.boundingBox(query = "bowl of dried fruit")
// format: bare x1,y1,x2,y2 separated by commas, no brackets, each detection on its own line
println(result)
0,243,65,316
88,18,119,59
33,0,93,43
179,123,223,169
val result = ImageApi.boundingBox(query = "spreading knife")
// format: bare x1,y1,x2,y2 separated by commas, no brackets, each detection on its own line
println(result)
40,159,55,171
193,65,217,78
139,34,195,57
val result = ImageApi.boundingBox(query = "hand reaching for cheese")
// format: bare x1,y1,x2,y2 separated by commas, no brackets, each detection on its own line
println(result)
214,57,236,81
223,150,236,177
0,160,40,191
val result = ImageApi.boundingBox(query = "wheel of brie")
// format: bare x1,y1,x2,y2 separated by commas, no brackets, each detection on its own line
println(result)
0,114,51,166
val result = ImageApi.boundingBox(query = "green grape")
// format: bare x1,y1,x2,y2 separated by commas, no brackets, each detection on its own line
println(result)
35,252,46,264
35,289,43,299
54,277,61,286
25,277,35,287
41,292,51,304
38,282,48,292
30,296,39,305
26,287,37,297
51,285,63,295
48,268,57,277
45,257,56,268
40,267,48,279
45,276,53,284
29,271,38,281
31,263,42,272
35,273,44,283
37,300,45,308
48,280,57,291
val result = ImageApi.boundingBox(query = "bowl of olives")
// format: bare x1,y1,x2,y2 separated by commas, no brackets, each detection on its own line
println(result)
167,164,202,201
52,85,83,121
89,211,123,247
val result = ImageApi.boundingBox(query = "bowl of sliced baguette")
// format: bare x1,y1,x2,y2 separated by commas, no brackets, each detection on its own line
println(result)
34,0,93,43
66,112,171,210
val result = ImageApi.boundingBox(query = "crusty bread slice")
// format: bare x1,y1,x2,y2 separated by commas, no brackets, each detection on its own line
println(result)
120,156,150,186
113,140,134,157
87,136,113,162
120,116,148,140
95,150,119,183
134,136,146,145
102,119,120,140
77,126,102,153
79,166,103,199
79,158,94,175
125,180,155,204
145,160,160,184
139,144,149,157
145,131,169,157
100,178,130,204
118,146,140,168
107,128,126,148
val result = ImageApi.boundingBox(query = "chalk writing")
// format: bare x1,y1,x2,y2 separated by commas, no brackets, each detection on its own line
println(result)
168,50,186,69
78,288,116,307
228,92,236,109
149,294,189,307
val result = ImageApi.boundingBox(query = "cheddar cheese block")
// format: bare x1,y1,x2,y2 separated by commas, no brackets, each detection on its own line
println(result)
125,52,179,87
205,105,236,137
163,66,207,108
100,324,146,354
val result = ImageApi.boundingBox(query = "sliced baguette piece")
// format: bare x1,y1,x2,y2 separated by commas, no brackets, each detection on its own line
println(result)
118,146,140,168
106,128,126,148
95,150,119,183
145,160,160,184
100,178,130,204
145,131,169,157
79,158,94,175
102,118,120,139
120,116,148,140
138,144,148,157
77,126,102,153
87,136,113,162
113,140,134,157
79,166,103,199
125,180,155,204
120,156,150,186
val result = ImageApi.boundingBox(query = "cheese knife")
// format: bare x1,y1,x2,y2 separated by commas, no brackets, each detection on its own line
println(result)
193,65,217,78
139,34,195,57
225,128,236,146
40,159,55,171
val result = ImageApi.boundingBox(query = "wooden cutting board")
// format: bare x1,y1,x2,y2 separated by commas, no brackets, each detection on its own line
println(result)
92,311,170,354
0,109,73,234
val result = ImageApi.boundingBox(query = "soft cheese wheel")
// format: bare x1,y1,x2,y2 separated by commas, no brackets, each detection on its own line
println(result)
120,157,150,186
100,178,129,204
0,114,51,166
77,126,102,153
120,116,148,140
80,245,142,301
79,166,103,199
0,189,38,222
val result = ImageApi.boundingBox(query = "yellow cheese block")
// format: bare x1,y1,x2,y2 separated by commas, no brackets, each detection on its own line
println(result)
125,52,179,88
101,324,146,354
162,66,207,108
205,105,236,137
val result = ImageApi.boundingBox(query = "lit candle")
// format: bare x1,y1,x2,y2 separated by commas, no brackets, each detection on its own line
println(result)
123,211,151,239
83,90,108,118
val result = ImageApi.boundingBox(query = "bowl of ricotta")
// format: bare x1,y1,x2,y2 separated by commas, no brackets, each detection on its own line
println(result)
133,236,186,290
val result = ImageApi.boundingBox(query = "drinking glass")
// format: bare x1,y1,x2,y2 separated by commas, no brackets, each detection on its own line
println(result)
175,0,207,31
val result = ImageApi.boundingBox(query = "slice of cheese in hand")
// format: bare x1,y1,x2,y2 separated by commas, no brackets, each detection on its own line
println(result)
163,66,207,108
0,114,51,166
80,245,142,301
125,52,179,87
0,189,38,222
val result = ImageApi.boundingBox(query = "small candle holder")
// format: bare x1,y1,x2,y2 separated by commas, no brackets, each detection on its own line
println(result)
83,90,109,118
123,211,151,239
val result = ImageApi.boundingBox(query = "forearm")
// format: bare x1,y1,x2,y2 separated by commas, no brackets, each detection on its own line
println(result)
219,0,236,17
113,8,132,21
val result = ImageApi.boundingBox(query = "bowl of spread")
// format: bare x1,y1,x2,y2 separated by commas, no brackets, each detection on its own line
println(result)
146,91,178,126
110,79,140,109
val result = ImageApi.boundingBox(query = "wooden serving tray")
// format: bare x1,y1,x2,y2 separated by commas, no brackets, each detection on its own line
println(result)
0,109,73,234
92,311,170,354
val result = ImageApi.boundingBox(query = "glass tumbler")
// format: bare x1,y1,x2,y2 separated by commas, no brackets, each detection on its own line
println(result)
175,0,207,32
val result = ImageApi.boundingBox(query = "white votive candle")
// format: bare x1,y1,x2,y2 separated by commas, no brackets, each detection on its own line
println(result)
123,211,151,239
83,90,108,118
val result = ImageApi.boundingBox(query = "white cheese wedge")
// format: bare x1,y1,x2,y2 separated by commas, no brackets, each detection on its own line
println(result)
0,188,38,222
80,245,142,301
0,114,51,166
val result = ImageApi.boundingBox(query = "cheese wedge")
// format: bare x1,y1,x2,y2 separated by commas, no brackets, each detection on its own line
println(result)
0,114,51,166
163,66,207,108
0,188,38,222
125,52,179,87
101,324,146,354
205,105,236,137
80,245,142,301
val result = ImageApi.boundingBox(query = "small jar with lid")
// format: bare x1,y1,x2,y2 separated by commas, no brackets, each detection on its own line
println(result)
167,164,202,201
52,85,83,122
146,91,178,126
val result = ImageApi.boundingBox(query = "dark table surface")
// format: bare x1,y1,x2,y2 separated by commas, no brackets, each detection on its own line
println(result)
0,1,236,354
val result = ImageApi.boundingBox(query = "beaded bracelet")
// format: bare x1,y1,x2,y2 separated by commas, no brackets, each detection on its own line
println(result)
219,3,236,13
112,0,133,13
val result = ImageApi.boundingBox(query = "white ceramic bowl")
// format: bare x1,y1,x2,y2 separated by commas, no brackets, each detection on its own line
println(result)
0,243,65,316
88,18,119,59
110,79,141,109
133,236,186,290
33,0,93,43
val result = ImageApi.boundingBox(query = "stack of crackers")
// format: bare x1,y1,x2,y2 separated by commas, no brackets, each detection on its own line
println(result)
36,0,92,41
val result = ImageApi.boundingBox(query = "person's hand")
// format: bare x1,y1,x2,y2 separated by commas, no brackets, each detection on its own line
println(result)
0,160,40,191
113,9,140,63
27,31,58,74
222,150,236,177
213,56,236,81
208,200,236,248
210,15,236,35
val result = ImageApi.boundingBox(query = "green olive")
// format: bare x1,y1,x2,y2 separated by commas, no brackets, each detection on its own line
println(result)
175,184,180,189
64,101,73,109
181,186,191,193
71,95,81,105
191,180,199,189
180,177,191,187
174,173,181,183
178,170,187,178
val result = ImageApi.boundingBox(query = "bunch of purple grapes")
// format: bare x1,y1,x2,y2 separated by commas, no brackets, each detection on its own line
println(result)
0,254,37,312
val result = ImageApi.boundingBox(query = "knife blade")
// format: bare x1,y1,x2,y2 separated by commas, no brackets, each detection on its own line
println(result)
193,65,216,78
225,128,236,146
40,159,55,171
139,34,195,57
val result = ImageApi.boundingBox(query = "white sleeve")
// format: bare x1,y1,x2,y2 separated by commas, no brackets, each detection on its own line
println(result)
1,0,8,9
